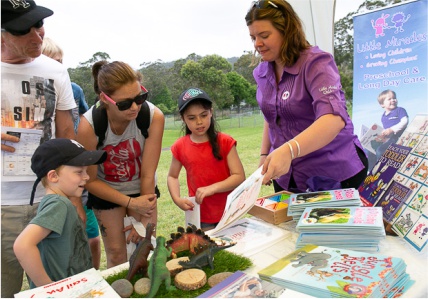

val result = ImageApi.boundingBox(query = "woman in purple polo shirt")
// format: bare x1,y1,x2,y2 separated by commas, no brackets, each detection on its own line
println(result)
245,0,368,192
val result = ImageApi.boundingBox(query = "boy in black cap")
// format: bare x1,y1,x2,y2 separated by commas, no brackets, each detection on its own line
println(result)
13,139,106,289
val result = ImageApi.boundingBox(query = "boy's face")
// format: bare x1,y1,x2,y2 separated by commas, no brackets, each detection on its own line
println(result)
381,93,397,112
54,165,90,198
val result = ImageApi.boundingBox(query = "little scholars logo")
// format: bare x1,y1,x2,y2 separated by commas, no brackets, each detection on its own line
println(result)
282,91,290,100
183,88,203,101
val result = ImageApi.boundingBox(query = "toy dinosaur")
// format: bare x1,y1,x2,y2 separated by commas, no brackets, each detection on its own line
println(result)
147,236,176,297
166,224,216,258
178,243,236,270
126,222,155,281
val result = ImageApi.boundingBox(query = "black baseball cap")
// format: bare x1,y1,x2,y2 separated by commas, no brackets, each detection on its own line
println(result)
1,0,53,32
178,87,212,112
30,138,107,205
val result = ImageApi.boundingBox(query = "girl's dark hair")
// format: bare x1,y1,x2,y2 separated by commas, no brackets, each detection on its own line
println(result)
180,99,222,160
245,0,310,67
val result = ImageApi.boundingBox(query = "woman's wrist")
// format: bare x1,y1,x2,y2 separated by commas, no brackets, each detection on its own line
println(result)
126,196,132,209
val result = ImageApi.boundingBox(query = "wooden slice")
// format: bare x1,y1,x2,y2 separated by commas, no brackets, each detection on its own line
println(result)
166,256,189,276
174,269,207,291
208,272,234,287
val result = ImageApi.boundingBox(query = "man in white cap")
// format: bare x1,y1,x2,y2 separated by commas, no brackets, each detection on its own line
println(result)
1,0,76,296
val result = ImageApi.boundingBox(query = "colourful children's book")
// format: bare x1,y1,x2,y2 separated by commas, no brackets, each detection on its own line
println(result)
288,188,361,220
296,207,385,236
360,123,388,155
375,180,413,223
358,143,412,207
258,245,414,298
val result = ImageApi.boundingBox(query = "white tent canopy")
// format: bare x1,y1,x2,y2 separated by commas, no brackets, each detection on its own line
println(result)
289,0,336,54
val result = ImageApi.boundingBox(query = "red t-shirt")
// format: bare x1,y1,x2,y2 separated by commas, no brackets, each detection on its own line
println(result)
171,132,237,223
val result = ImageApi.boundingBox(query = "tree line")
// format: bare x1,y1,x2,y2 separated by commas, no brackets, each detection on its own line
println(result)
68,0,407,115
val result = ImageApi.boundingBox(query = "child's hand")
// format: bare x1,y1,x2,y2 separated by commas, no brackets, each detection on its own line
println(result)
176,197,195,211
195,186,216,204
123,225,143,244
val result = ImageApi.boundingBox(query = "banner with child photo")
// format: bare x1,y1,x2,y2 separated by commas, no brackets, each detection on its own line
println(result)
352,0,427,172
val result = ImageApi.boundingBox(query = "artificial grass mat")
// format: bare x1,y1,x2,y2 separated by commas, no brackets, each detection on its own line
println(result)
105,250,253,298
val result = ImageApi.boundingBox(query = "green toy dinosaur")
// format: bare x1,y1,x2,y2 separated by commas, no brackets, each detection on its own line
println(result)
147,236,176,297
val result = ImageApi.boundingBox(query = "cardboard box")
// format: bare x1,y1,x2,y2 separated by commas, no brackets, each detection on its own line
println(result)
248,191,294,225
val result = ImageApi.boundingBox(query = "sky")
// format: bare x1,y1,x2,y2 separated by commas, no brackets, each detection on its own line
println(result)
36,0,365,69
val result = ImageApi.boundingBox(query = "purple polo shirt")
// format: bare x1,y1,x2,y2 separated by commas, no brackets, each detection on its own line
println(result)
381,107,408,133
254,46,365,191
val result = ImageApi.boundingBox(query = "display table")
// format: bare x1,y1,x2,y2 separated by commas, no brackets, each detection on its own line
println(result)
101,217,428,298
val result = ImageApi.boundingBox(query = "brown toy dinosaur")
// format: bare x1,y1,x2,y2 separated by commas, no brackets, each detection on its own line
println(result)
126,222,155,281
166,224,216,258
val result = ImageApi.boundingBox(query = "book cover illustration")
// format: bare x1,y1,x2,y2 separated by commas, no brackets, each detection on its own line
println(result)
388,116,428,251
258,245,413,298
358,143,412,207
397,114,428,149
14,268,120,298
207,167,264,236
375,181,413,223
288,189,361,220
360,123,388,155
391,185,428,251
198,271,286,298
296,207,384,231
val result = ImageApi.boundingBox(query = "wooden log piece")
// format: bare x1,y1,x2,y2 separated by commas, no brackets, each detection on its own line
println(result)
208,272,234,287
166,256,189,276
174,269,207,291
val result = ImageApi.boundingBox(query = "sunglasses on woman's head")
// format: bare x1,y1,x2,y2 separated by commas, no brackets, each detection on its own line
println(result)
102,86,148,111
1,20,44,36
248,0,278,12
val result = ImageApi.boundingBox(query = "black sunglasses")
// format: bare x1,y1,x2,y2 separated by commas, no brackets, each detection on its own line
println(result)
2,20,44,36
248,0,278,12
102,86,148,111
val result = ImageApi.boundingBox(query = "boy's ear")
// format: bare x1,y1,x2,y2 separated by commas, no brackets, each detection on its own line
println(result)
46,169,59,182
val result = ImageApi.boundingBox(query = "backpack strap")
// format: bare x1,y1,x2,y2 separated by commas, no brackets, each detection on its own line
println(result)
136,101,150,139
92,101,150,148
92,101,108,148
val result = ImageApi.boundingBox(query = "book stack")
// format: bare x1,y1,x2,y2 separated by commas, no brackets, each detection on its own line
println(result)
295,206,385,252
258,244,414,298
288,188,362,221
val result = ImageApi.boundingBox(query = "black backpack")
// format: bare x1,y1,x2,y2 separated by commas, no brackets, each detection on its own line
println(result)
92,100,150,148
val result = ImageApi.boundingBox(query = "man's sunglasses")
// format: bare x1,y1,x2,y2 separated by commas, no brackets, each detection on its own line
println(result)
1,20,44,36
248,0,278,12
102,86,148,111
